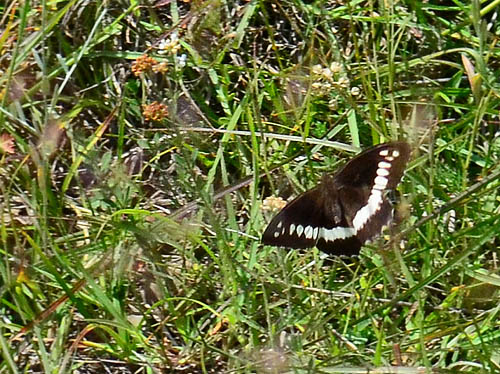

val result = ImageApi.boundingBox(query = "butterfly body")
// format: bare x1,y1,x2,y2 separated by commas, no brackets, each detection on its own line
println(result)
262,142,410,255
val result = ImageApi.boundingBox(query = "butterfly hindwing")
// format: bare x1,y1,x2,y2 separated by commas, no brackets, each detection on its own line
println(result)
316,235,362,256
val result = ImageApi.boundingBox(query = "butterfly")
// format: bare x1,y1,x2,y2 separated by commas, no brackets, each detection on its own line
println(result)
262,142,411,255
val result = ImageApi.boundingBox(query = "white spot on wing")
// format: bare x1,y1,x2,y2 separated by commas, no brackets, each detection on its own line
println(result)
378,161,391,169
370,189,383,199
304,225,313,239
274,232,279,238
319,227,356,242
352,189,384,231
392,150,400,157
374,176,388,189
313,227,319,239
289,224,296,235
379,149,389,156
277,221,283,229
377,168,390,177
296,225,304,237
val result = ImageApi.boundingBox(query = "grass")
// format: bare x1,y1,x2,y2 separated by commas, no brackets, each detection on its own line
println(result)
1,0,500,373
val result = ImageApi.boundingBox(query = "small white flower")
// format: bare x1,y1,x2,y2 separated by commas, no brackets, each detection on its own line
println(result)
312,82,323,90
322,68,333,81
158,40,168,50
337,77,349,88
177,54,187,67
328,98,338,110
312,64,323,75
330,62,342,73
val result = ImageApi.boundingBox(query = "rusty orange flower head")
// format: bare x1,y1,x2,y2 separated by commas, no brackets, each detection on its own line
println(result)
142,102,169,122
0,133,15,154
131,54,158,76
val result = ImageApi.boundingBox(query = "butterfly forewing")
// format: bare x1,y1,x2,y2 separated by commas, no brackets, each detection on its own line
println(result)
262,188,329,249
262,142,410,256
334,142,410,190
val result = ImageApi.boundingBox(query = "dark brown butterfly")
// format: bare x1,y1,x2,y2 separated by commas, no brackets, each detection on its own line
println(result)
262,142,411,255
